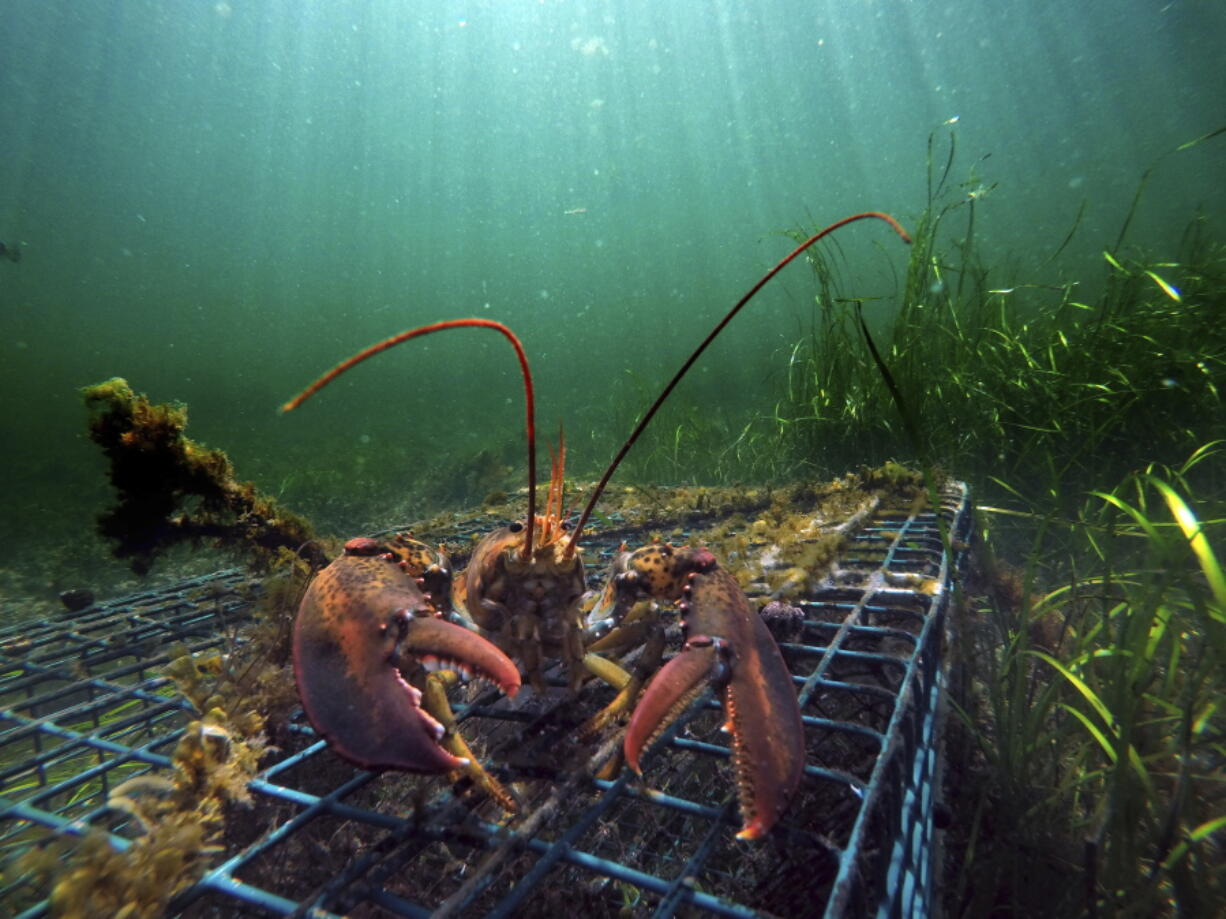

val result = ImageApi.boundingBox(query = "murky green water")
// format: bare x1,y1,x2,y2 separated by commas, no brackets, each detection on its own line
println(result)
1,1,1223,608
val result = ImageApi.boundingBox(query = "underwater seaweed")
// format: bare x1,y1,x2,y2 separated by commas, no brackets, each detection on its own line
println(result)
9,640,281,919
800,131,1226,919
946,454,1226,918
777,133,1224,500
82,377,328,575
15,814,221,919
11,691,264,918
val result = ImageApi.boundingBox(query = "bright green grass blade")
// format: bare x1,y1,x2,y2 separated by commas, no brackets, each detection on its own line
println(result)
1174,123,1226,152
1027,649,1114,732
1192,698,1220,736
1143,270,1182,302
1147,477,1226,614
1161,814,1226,870
1179,440,1225,475
1057,701,1117,763
974,503,1042,520
1143,604,1171,663
1090,490,1165,544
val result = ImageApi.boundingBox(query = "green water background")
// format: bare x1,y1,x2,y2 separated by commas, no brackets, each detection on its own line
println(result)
1,1,1223,603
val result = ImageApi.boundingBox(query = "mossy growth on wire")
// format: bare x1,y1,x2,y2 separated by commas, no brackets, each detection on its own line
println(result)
13,646,274,919
82,377,328,575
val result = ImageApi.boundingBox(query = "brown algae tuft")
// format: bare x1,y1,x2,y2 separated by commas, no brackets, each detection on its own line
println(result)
82,377,328,575
14,646,277,919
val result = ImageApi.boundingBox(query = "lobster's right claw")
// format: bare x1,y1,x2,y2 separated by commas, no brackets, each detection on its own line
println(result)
293,552,521,772
623,551,805,841
623,637,721,775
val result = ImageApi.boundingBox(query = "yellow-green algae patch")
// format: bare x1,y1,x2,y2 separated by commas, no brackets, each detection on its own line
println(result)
431,462,929,601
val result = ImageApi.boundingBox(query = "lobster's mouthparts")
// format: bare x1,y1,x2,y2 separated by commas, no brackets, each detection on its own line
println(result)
293,553,520,773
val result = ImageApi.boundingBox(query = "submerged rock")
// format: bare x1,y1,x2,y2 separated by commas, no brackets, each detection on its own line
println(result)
59,588,96,611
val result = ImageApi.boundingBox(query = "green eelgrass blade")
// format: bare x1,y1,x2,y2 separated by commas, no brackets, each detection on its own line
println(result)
1026,649,1113,731
1174,123,1226,152
1090,489,1165,544
1144,270,1182,302
1055,702,1117,763
1027,649,1154,794
1177,440,1225,476
853,302,952,557
1047,198,1087,264
1191,697,1220,736
1147,476,1226,614
1115,123,1226,251
1160,815,1226,871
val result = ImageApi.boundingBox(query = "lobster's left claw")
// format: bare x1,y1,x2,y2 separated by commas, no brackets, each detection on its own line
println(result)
293,553,520,772
624,552,805,840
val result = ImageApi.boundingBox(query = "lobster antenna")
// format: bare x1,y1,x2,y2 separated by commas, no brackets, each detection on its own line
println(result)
282,318,539,561
566,211,911,555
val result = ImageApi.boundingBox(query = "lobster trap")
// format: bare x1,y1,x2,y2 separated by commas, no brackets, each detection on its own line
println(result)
1,478,971,918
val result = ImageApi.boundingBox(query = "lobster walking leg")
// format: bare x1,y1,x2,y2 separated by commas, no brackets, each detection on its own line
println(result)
420,671,519,811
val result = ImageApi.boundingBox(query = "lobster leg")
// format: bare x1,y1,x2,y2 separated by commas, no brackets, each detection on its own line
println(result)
579,618,667,739
420,671,519,811
624,548,805,840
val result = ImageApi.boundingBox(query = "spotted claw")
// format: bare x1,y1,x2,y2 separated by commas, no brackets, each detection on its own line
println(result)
623,548,805,840
293,550,520,772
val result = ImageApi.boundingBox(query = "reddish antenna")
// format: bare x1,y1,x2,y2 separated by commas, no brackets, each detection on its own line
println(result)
566,211,912,555
282,319,539,561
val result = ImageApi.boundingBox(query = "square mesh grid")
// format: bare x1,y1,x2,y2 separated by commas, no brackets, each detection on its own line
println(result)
2,482,970,918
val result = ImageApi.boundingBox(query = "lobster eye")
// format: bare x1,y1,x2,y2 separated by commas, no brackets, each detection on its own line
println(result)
508,521,524,533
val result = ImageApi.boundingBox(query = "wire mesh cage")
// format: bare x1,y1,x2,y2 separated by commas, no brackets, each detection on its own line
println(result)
2,479,971,918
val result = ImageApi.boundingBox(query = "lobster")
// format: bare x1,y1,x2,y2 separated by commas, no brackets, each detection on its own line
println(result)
283,212,911,838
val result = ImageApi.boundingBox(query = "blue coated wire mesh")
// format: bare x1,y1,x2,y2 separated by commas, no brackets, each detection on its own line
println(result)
1,481,971,918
